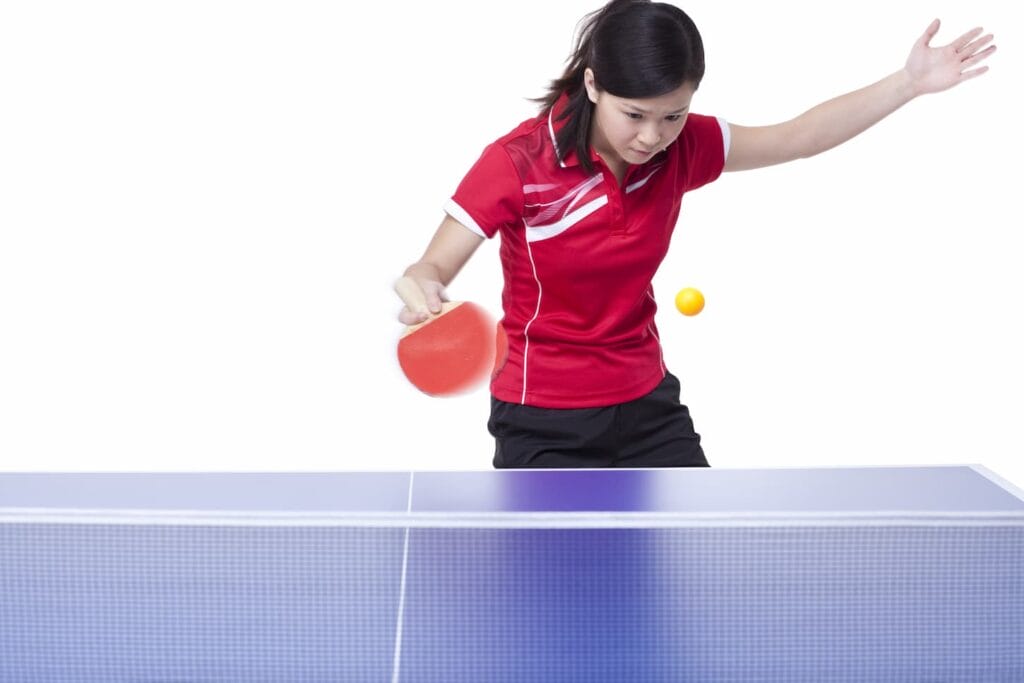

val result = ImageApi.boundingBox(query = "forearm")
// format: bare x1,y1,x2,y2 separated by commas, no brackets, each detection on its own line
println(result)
726,69,921,171
788,69,918,159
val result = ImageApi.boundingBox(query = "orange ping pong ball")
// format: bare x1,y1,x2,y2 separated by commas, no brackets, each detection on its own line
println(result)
675,287,705,316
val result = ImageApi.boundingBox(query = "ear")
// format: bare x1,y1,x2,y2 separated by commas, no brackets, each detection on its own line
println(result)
583,68,599,104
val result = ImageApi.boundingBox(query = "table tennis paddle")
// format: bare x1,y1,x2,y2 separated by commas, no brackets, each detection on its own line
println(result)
395,276,503,397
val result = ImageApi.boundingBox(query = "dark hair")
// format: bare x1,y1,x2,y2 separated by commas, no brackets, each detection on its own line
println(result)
535,0,705,173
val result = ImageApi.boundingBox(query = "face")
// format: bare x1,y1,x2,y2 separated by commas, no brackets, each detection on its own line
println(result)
584,68,696,171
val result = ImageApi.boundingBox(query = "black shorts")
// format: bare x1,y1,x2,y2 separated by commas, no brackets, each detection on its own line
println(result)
488,372,708,469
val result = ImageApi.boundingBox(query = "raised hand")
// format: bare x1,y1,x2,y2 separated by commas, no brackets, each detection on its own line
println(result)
905,20,996,96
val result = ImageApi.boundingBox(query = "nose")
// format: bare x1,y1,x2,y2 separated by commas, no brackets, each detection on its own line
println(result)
636,122,661,149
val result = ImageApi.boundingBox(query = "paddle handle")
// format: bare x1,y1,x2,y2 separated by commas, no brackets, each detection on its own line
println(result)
394,276,430,314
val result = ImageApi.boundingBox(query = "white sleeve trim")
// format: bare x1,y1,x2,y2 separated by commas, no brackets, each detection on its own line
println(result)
716,117,731,163
443,199,489,239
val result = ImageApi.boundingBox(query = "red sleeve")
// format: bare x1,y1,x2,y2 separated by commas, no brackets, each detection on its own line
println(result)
444,142,524,239
678,113,727,192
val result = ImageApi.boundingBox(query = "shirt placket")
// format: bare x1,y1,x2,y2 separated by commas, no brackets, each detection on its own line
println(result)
598,163,628,236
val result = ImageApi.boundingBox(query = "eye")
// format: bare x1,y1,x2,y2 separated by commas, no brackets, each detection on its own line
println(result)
666,114,684,122
625,112,643,120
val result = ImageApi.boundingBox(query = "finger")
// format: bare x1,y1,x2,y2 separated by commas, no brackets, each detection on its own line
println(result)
959,46,996,72
952,27,984,53
419,283,448,314
394,276,430,314
959,65,990,83
399,308,430,325
919,18,940,48
959,34,994,59
425,295,444,314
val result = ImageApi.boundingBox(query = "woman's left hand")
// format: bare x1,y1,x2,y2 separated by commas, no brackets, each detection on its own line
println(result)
905,19,996,96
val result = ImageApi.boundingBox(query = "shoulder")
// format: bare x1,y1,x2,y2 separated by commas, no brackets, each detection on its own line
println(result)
664,113,729,189
673,113,730,166
679,113,728,146
481,109,561,180
492,110,548,146
492,110,555,157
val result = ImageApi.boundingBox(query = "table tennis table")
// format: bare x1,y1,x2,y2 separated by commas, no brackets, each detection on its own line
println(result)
2,465,1022,682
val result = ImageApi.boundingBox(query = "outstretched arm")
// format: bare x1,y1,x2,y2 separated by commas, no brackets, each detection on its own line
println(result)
724,20,996,172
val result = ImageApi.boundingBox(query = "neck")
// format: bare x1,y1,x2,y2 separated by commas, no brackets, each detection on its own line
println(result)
595,149,627,184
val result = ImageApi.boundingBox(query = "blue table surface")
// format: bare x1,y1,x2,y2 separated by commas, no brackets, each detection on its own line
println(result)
1,466,1022,516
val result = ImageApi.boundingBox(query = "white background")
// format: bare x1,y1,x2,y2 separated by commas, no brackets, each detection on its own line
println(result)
2,1,1021,490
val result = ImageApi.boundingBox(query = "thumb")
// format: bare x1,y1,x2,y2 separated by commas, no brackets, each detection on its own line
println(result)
919,18,940,48
424,286,448,314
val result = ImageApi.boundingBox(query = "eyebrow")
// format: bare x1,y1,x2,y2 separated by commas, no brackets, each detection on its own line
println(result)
624,104,690,115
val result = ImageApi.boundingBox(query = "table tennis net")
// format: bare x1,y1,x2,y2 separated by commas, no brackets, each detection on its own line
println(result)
2,522,1021,682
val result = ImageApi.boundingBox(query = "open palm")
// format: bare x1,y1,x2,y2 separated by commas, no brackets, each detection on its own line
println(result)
906,20,996,95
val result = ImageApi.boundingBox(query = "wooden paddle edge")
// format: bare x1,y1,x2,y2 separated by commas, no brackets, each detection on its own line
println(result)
400,301,466,338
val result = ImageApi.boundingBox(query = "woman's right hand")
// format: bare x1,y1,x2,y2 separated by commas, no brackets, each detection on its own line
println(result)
395,275,447,326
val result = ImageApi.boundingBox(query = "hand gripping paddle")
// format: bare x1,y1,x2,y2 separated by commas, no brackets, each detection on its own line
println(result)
395,276,504,397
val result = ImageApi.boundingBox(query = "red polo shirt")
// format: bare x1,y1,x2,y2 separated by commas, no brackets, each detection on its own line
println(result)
445,98,728,408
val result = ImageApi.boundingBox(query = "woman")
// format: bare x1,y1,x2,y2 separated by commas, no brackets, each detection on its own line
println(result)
394,0,995,469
